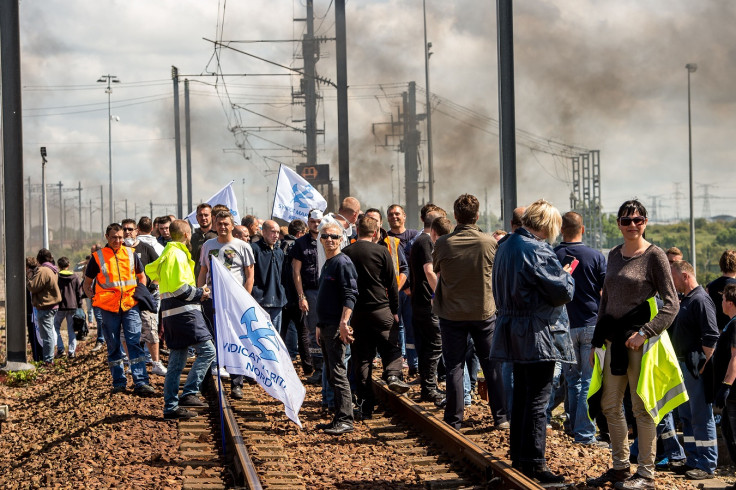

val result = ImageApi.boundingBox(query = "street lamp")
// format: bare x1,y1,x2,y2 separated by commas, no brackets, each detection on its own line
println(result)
686,63,697,273
97,74,119,223
40,147,49,249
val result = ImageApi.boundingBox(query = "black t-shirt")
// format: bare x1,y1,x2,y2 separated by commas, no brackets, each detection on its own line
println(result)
343,240,398,313
290,233,319,290
409,232,434,309
134,241,159,267
707,276,736,329
714,317,736,400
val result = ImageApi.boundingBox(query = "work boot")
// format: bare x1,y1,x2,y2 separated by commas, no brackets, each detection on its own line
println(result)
387,375,410,394
586,467,631,487
306,357,323,385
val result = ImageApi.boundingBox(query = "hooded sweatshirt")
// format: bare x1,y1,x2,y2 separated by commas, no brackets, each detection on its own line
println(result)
57,269,83,310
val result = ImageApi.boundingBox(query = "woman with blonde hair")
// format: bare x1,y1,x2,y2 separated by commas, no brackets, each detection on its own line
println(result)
491,199,575,484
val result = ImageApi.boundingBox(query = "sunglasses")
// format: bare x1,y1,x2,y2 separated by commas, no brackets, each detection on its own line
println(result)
618,216,646,226
320,233,341,240
122,228,135,232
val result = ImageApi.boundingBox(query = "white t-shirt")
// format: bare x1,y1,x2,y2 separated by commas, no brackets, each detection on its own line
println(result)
200,237,255,287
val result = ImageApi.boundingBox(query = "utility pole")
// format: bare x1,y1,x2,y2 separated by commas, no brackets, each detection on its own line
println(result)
100,185,104,237
185,78,193,213
303,0,318,167
97,74,119,223
77,182,82,241
404,82,420,229
496,0,518,229
41,150,49,249
57,181,63,245
335,0,350,201
172,66,183,218
423,0,435,203
1,0,33,370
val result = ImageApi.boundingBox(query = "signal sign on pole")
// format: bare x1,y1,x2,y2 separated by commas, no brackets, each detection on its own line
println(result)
296,164,330,185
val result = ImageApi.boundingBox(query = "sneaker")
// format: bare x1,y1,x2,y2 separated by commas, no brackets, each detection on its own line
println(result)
213,366,230,378
613,473,655,490
111,385,127,394
164,406,198,420
231,385,244,399
151,361,167,376
685,468,714,480
91,341,105,352
55,350,65,359
179,394,208,407
575,439,610,448
387,375,410,394
68,352,76,359
496,420,510,430
133,384,157,397
586,467,631,487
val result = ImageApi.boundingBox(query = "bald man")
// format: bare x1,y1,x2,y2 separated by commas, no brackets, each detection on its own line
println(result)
251,219,287,336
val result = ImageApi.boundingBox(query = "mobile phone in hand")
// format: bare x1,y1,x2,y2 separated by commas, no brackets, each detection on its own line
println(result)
561,255,579,274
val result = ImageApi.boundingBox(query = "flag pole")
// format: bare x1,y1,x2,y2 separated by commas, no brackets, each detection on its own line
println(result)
270,165,283,220
210,255,228,459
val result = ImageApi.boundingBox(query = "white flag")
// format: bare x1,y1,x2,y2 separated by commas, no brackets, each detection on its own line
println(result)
272,164,327,223
186,181,239,227
210,258,305,428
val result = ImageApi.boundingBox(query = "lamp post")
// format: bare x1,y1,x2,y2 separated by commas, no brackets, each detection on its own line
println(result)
40,147,49,249
686,63,697,272
423,0,434,203
97,74,119,223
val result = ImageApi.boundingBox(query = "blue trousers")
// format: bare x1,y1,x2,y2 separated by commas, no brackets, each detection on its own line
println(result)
164,339,215,414
677,361,718,473
562,326,597,443
100,306,150,389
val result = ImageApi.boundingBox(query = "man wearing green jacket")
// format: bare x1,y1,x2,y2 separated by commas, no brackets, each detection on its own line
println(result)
146,219,215,420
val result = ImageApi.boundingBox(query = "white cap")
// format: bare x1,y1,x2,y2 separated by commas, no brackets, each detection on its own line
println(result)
309,209,324,220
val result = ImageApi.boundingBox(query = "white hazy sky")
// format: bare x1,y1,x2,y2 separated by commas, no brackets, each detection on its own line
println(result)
12,0,736,231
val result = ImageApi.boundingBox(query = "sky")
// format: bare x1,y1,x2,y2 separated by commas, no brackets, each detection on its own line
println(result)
10,0,736,237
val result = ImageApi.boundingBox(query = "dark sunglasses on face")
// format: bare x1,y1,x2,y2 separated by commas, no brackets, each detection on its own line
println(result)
618,216,646,226
123,228,135,232
320,233,340,240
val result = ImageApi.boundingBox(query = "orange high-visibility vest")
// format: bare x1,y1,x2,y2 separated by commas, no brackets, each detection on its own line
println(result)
92,246,138,312
383,236,401,287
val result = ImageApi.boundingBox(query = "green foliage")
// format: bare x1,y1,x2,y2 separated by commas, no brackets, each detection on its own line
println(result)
5,368,38,386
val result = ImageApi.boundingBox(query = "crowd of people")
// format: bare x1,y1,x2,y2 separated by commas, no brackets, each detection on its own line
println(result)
22,194,736,488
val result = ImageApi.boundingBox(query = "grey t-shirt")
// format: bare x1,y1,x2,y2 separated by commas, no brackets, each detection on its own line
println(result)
200,237,255,288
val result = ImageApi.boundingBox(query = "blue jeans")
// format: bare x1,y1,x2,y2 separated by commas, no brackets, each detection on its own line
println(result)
263,307,283,338
164,339,215,414
93,306,105,344
100,306,150,389
399,291,417,369
562,326,597,443
630,412,685,463
36,308,57,364
677,361,718,473
54,310,77,355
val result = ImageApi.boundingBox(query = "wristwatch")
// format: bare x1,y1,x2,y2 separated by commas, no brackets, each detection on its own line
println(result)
637,328,647,339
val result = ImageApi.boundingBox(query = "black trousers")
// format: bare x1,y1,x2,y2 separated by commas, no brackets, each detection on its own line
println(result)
412,304,442,395
439,315,508,429
320,323,353,425
510,361,555,470
721,399,736,465
351,306,403,415
282,302,312,372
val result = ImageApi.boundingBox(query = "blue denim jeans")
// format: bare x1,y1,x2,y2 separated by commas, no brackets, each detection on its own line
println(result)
630,412,685,463
562,326,597,443
677,361,718,473
164,339,215,414
100,306,149,389
36,308,57,364
399,291,417,369
93,306,105,344
263,307,283,338
54,310,77,355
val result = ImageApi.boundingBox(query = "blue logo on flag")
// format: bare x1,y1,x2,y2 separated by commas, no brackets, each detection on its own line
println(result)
291,184,315,209
239,307,280,361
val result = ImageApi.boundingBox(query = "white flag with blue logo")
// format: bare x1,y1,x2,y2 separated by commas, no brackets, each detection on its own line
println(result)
186,181,239,228
210,258,305,428
272,164,327,223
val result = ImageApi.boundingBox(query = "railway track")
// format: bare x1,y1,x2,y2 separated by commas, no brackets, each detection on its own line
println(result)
174,366,543,489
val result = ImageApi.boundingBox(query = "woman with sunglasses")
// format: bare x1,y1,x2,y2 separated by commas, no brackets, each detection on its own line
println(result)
586,200,679,490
